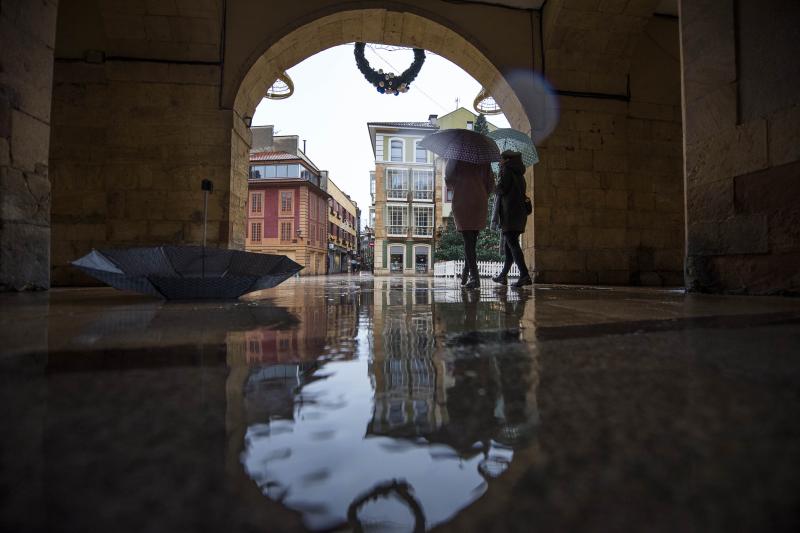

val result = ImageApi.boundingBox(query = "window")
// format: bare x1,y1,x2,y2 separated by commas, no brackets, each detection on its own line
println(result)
386,205,407,236
250,222,262,242
280,191,293,214
250,192,262,214
390,139,403,162
415,141,427,163
386,168,408,200
272,164,300,178
412,169,434,200
249,165,263,179
445,184,454,203
280,221,293,241
309,195,316,220
413,205,434,237
466,121,474,130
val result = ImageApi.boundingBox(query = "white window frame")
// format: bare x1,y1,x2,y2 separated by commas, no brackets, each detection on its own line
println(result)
413,245,432,276
388,137,405,162
413,140,428,163
412,169,434,201
385,167,408,201
386,204,408,237
412,205,434,237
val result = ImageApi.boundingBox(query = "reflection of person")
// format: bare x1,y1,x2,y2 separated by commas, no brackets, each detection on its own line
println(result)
492,150,532,288
445,159,494,289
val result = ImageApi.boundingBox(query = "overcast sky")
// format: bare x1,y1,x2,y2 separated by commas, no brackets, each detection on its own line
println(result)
252,44,510,226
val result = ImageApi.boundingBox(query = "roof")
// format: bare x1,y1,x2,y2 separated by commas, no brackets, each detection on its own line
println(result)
366,121,438,129
250,151,299,162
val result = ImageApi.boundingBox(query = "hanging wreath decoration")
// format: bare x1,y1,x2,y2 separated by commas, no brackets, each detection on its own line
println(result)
354,42,425,95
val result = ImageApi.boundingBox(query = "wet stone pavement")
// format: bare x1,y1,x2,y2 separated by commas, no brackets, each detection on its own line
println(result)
1,275,799,532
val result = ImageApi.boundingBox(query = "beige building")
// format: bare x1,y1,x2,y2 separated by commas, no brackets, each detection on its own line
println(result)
368,118,438,275
326,179,359,273
367,108,497,275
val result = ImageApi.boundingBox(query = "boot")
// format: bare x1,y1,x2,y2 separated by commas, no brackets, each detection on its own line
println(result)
512,274,532,288
492,273,508,285
464,275,480,289
460,265,469,286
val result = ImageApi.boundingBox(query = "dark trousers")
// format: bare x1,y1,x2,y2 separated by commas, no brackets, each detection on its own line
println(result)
500,231,529,278
461,230,479,279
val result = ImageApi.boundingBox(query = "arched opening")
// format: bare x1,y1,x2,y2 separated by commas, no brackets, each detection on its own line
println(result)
228,9,534,270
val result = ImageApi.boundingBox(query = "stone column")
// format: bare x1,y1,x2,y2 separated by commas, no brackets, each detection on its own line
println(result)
0,0,58,290
681,0,800,294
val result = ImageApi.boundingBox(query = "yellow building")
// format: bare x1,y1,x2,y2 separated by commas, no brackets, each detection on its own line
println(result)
326,179,359,273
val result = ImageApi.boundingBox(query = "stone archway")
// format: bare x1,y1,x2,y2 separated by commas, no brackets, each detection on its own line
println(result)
227,8,534,257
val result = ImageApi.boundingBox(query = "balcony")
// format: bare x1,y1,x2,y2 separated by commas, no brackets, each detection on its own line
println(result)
413,226,433,238
386,189,408,201
386,225,407,237
412,190,434,201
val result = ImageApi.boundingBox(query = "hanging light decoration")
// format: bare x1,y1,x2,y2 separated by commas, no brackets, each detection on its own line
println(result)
473,87,502,115
265,72,294,100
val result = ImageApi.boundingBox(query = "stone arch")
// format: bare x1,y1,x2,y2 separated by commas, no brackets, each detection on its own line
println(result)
226,8,533,250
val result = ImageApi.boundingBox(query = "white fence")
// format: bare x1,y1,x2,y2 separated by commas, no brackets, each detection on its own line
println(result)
433,260,520,278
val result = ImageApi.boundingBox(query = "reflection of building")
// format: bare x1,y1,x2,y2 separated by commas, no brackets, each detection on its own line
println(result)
327,179,359,273
370,279,450,437
246,127,330,275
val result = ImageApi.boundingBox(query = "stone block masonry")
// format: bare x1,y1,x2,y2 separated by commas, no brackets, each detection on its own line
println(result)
0,0,58,290
49,59,232,286
681,0,800,294
533,15,685,287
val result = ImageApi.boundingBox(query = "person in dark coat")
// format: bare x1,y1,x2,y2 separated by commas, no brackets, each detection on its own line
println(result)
445,159,494,289
492,150,532,287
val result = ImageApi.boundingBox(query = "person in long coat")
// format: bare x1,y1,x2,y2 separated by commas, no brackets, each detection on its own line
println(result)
445,158,494,289
492,150,532,287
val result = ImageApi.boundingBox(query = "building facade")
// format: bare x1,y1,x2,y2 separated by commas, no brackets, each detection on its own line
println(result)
368,118,438,275
367,110,498,275
246,141,330,276
326,179,359,273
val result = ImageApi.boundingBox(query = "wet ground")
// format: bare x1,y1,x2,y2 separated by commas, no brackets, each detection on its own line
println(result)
1,275,799,532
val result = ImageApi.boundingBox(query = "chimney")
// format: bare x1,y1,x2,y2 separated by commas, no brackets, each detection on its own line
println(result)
428,114,438,126
303,139,307,153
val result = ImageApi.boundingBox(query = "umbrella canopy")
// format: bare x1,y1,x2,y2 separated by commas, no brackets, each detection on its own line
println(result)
419,128,500,164
72,246,302,300
488,128,539,173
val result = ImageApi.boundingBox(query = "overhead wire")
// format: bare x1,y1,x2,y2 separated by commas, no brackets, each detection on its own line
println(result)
366,44,449,112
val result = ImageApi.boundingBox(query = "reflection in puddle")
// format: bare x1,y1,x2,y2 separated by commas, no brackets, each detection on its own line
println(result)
239,280,538,531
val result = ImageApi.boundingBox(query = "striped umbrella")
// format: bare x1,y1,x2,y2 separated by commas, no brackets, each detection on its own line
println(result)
488,128,539,173
419,128,500,164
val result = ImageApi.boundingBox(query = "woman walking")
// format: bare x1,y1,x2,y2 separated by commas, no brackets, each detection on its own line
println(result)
492,150,533,288
445,159,494,289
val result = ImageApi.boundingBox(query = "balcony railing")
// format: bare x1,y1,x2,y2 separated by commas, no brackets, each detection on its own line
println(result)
386,189,408,200
413,190,434,201
386,225,407,237
413,226,433,237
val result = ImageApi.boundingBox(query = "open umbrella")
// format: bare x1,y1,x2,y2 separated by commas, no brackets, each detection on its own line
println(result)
488,128,539,173
72,246,302,300
419,128,500,164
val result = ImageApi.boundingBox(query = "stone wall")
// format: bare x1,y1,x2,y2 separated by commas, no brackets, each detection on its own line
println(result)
49,61,233,285
49,0,239,286
0,0,58,290
681,0,800,294
533,15,684,286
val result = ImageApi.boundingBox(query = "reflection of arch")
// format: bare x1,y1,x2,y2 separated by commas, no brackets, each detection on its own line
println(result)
346,479,426,533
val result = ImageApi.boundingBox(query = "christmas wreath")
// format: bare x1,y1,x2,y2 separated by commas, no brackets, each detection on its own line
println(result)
354,42,425,95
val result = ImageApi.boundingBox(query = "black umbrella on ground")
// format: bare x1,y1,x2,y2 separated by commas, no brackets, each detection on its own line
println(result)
72,246,302,300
